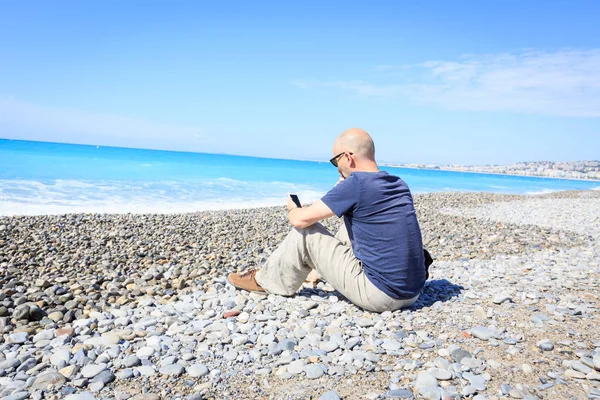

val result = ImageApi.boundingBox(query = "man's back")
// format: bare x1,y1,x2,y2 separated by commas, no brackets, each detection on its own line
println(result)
322,171,426,300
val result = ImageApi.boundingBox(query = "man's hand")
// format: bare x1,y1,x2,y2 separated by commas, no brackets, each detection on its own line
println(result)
287,195,300,212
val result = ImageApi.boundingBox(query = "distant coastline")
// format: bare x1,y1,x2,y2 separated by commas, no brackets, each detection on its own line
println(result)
384,161,600,183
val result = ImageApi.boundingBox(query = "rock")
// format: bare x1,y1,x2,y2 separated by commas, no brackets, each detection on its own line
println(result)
522,364,533,374
160,364,185,376
381,339,402,351
64,393,96,400
593,354,600,371
2,392,30,400
354,317,375,327
92,370,115,384
123,355,141,367
50,348,71,368
470,326,496,341
320,341,339,353
223,310,241,318
137,346,156,357
305,364,325,379
31,371,66,391
288,360,306,374
59,365,79,379
188,364,209,378
384,388,414,398
572,361,593,374
537,339,554,351
0,358,21,370
450,349,472,363
13,305,30,320
428,368,452,380
415,371,438,390
136,365,156,376
492,293,512,304
319,390,342,400
8,332,29,344
81,363,107,378
564,369,586,379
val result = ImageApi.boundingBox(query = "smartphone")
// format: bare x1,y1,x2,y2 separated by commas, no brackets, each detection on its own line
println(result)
289,194,302,208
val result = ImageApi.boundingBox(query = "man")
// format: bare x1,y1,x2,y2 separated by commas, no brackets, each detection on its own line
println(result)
228,128,427,312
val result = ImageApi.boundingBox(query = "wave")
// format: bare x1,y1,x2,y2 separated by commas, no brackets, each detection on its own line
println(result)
0,179,326,216
524,188,561,196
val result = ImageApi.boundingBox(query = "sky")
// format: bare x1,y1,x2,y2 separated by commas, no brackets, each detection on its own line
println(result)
0,0,599,165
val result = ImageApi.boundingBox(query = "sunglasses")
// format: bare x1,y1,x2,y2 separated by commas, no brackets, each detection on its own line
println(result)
329,152,353,167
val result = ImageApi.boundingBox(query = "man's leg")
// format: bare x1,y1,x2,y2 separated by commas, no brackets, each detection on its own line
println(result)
255,222,415,312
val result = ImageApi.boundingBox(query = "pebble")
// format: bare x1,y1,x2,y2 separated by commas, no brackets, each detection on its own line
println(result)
81,363,107,378
305,364,325,379
160,364,185,376
470,326,496,341
187,364,209,378
319,390,341,400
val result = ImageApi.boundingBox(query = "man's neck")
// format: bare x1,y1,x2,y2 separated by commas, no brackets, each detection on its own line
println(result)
354,161,380,173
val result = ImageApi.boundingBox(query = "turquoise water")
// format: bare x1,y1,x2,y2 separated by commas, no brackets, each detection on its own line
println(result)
1,139,598,215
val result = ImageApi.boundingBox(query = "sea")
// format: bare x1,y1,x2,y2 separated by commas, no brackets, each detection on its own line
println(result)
1,139,599,216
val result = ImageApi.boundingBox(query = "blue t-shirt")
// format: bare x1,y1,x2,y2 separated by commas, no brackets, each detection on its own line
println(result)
321,171,426,300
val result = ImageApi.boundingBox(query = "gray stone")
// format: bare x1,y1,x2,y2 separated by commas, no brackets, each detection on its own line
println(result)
537,339,554,351
564,369,586,379
354,318,375,327
593,354,600,371
1,392,30,400
136,365,156,376
0,358,21,370
8,332,29,344
123,355,141,367
89,381,104,392
92,369,115,384
463,372,486,390
492,293,512,304
160,364,185,376
305,364,325,379
384,389,414,398
117,368,134,379
415,371,438,390
223,350,238,361
188,364,209,378
31,371,66,391
470,326,495,341
64,393,97,400
319,390,341,400
287,359,306,374
50,349,71,368
381,339,402,351
428,368,452,380
81,363,107,378
450,349,471,362
13,305,30,320
571,361,593,374
320,341,339,353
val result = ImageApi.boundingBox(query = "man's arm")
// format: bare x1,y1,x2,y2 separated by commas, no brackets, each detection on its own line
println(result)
287,199,335,229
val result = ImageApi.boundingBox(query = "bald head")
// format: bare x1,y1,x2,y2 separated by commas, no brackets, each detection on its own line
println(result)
334,128,376,161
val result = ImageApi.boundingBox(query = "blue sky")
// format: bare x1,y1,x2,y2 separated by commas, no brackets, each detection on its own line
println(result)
0,0,599,165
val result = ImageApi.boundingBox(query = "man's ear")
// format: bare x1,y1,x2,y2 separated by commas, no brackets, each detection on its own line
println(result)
348,153,356,167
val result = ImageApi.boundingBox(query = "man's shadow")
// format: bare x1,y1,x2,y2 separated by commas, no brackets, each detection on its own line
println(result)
296,278,463,311
408,279,464,310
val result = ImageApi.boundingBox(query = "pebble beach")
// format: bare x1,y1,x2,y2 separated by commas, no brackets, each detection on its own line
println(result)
1,190,599,400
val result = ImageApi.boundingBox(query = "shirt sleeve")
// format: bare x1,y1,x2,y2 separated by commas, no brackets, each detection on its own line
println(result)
321,175,359,217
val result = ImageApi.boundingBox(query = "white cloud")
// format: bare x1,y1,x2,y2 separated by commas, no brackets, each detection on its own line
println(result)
0,96,212,150
294,49,600,117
